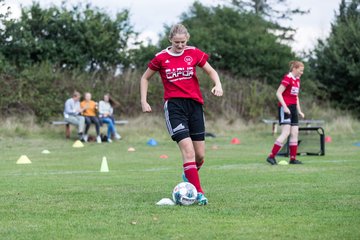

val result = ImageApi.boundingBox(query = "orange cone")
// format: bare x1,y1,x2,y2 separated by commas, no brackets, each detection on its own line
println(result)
231,138,241,145
325,136,332,143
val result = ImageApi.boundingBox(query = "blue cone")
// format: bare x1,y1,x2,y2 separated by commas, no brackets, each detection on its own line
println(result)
147,138,158,146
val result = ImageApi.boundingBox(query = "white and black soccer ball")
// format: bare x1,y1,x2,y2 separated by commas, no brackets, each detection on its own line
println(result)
172,182,198,206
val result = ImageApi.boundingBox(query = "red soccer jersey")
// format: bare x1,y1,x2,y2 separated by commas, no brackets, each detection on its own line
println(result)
279,72,300,106
148,46,209,104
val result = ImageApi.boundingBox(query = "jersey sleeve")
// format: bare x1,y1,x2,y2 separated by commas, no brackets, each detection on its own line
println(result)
195,48,209,67
148,55,161,71
280,75,290,87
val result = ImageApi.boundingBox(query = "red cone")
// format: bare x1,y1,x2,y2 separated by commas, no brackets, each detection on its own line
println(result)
231,138,241,145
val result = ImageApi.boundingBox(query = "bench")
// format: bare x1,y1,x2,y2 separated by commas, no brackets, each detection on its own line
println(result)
51,120,129,139
262,119,325,135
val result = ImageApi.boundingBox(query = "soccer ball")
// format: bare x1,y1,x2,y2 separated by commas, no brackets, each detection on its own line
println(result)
172,182,198,206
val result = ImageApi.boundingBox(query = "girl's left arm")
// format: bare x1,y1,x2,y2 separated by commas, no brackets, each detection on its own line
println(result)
201,62,223,97
297,97,305,118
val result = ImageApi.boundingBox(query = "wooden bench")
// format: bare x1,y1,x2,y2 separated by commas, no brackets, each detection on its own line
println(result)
51,120,129,139
262,119,324,135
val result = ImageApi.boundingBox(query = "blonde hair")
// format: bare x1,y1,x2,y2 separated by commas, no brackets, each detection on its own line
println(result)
169,24,190,40
289,61,304,71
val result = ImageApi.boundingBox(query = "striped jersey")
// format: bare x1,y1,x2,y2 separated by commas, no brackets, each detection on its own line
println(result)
279,72,300,106
148,46,209,104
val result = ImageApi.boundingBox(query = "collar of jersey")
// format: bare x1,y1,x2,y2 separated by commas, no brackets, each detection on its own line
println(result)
287,72,297,80
166,47,184,56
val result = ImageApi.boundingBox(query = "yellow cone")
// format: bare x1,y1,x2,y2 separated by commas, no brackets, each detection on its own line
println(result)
127,147,135,152
72,140,84,148
100,156,109,172
16,155,32,164
278,160,289,165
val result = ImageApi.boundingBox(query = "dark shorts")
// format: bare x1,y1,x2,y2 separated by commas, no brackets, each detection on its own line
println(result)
164,98,205,143
278,104,299,126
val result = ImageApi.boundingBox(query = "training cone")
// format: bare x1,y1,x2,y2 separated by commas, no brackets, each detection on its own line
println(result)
231,138,241,145
41,149,50,154
325,136,332,143
127,147,136,152
16,155,32,164
147,138,158,146
72,140,84,148
100,156,109,172
278,160,289,165
159,154,168,159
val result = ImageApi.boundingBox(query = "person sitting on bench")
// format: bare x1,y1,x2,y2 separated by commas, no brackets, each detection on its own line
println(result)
63,91,86,140
81,92,102,143
98,93,122,142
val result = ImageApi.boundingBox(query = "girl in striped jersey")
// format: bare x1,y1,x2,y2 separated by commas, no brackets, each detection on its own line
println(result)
140,24,223,205
267,61,305,165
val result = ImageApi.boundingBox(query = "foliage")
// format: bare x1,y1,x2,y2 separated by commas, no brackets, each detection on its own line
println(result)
230,0,309,40
128,44,161,70
0,63,142,122
0,2,137,71
231,0,308,20
158,2,295,85
310,0,360,116
0,1,335,121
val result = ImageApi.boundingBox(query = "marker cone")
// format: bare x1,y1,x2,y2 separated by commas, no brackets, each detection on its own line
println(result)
72,140,84,148
231,138,241,145
100,156,109,172
16,155,32,164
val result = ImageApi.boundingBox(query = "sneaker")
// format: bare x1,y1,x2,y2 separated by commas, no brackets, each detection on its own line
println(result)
96,135,102,143
83,134,88,142
182,172,188,182
196,193,208,205
289,159,303,164
107,138,112,143
115,133,122,140
266,156,277,165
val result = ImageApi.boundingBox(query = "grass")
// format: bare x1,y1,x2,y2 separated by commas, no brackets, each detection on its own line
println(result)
0,116,360,239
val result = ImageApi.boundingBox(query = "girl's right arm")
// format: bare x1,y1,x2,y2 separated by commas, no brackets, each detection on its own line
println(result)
276,85,290,114
140,68,156,113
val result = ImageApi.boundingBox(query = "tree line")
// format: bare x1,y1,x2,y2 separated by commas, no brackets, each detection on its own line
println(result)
0,0,359,121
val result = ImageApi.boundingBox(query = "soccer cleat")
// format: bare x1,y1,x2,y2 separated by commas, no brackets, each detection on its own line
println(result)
266,156,277,165
196,193,208,205
107,138,112,143
289,159,303,164
96,135,102,143
182,172,189,182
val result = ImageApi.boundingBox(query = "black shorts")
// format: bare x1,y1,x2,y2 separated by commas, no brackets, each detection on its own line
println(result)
278,104,299,126
164,98,205,143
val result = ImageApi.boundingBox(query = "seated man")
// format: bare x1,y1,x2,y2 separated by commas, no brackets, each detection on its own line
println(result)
63,91,86,140
80,92,102,143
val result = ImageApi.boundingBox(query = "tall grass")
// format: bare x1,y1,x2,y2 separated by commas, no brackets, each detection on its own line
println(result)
1,63,342,123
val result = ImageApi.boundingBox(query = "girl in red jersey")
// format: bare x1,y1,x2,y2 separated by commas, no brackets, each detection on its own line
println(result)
140,24,223,205
266,61,305,165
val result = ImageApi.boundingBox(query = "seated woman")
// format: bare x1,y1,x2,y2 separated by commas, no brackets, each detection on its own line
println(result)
98,93,122,142
80,92,102,143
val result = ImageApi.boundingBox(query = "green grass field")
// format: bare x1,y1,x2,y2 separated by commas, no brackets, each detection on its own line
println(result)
1,118,360,239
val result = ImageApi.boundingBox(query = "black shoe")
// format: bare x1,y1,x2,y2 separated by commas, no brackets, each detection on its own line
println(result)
266,157,277,165
289,160,303,164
